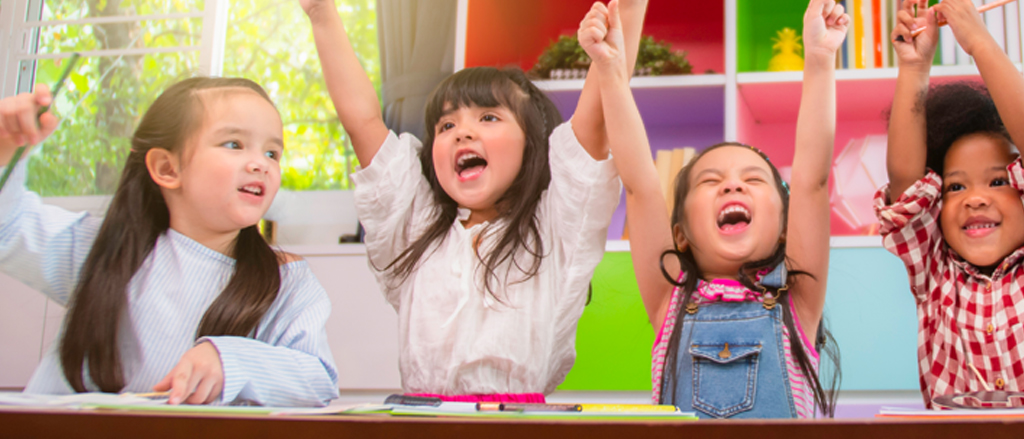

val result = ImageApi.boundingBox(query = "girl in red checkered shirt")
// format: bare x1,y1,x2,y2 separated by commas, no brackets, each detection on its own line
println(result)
879,0,1024,407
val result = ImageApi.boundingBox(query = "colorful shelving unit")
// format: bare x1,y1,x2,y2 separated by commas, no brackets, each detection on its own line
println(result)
453,0,1009,393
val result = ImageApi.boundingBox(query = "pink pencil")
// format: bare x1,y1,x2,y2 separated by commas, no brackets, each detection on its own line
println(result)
910,0,1018,37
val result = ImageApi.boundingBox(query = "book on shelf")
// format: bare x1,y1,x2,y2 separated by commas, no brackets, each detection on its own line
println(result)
863,0,876,68
875,0,886,68
985,0,1008,53
622,147,696,240
835,0,1024,69
854,0,866,68
941,22,958,65
885,0,896,67
1006,0,1022,62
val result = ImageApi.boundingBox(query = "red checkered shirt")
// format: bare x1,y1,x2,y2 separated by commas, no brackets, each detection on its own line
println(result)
874,159,1024,408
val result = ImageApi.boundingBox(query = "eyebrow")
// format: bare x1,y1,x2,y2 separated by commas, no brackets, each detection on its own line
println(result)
945,166,1008,178
213,126,284,148
693,165,770,180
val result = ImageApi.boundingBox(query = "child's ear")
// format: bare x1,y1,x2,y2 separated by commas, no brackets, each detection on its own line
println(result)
672,223,689,253
145,148,181,190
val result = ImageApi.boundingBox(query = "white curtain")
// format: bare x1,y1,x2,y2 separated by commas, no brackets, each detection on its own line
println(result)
377,0,457,139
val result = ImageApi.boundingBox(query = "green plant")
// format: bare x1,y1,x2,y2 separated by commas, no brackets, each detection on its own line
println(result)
636,35,693,75
529,34,693,79
528,35,591,79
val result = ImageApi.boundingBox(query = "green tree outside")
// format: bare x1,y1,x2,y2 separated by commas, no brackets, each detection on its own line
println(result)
25,0,378,197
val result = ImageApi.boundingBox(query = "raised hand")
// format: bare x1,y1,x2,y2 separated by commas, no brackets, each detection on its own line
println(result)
803,0,851,60
0,84,58,155
892,0,939,68
578,1,625,71
153,342,225,405
935,0,994,56
299,0,336,22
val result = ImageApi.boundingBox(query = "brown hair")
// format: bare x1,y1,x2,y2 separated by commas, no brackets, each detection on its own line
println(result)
382,67,562,300
60,77,283,392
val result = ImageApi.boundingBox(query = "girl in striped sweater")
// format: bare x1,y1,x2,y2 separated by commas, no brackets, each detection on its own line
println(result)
0,77,338,407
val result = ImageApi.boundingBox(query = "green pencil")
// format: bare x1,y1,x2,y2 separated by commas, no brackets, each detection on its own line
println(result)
0,53,80,193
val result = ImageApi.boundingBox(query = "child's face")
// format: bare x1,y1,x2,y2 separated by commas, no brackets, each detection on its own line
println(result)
431,103,525,221
177,90,283,235
940,133,1024,267
676,147,784,279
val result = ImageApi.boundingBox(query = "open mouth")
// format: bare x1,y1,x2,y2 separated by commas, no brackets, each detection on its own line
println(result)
455,150,488,180
239,183,264,197
717,203,751,232
963,219,999,237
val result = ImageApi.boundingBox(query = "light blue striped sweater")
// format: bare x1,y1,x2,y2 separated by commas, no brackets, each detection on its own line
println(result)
0,161,339,407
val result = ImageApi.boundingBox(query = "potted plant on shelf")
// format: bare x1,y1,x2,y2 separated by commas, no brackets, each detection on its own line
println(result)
529,35,694,80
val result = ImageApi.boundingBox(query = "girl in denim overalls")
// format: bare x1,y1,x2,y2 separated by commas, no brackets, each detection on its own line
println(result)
579,0,844,418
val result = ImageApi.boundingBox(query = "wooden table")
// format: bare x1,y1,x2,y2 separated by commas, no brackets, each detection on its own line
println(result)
6,407,1024,437
4,408,1024,439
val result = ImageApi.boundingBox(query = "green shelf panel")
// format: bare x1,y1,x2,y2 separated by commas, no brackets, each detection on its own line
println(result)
738,0,943,72
558,252,655,391
737,0,809,73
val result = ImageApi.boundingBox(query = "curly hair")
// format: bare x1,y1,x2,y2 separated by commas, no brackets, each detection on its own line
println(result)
922,81,1010,175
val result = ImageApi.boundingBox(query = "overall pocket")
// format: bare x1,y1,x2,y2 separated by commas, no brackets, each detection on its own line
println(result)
690,342,762,418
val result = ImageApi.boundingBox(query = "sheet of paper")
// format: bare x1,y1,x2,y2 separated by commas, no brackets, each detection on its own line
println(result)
878,406,1024,417
0,392,164,407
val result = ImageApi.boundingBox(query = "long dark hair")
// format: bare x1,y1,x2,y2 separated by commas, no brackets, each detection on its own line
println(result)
59,77,283,392
657,142,841,417
382,67,562,299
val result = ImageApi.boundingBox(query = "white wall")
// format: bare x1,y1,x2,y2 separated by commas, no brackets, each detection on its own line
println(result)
0,247,402,390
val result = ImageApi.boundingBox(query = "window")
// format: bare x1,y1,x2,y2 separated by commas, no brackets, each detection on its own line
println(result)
0,0,380,197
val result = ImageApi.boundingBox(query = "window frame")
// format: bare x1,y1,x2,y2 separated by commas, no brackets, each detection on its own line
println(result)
0,0,360,247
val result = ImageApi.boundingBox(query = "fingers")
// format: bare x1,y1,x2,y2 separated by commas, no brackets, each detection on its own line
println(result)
37,113,59,140
826,2,846,27
894,10,916,42
916,0,929,16
166,362,194,405
579,2,610,48
158,342,224,405
33,84,52,108
0,97,34,146
607,0,621,31
821,0,835,18
185,375,223,405
805,0,827,19
152,372,173,392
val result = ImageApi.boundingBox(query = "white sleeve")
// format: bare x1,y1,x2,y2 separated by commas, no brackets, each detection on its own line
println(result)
544,121,621,293
351,131,436,303
0,159,102,305
201,263,339,407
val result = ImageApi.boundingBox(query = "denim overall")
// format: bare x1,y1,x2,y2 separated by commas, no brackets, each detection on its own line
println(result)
661,264,798,419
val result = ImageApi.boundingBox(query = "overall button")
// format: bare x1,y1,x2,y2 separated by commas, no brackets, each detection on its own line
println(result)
996,378,1006,390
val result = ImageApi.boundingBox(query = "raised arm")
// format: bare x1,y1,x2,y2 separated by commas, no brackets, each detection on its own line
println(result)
571,0,648,161
936,0,1024,150
0,86,100,304
580,0,676,329
0,84,58,161
887,0,939,198
302,0,389,166
786,0,849,337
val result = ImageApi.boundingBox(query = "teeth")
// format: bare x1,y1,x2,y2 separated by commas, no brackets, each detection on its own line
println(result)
457,152,482,168
718,205,750,222
241,185,262,195
965,223,996,230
